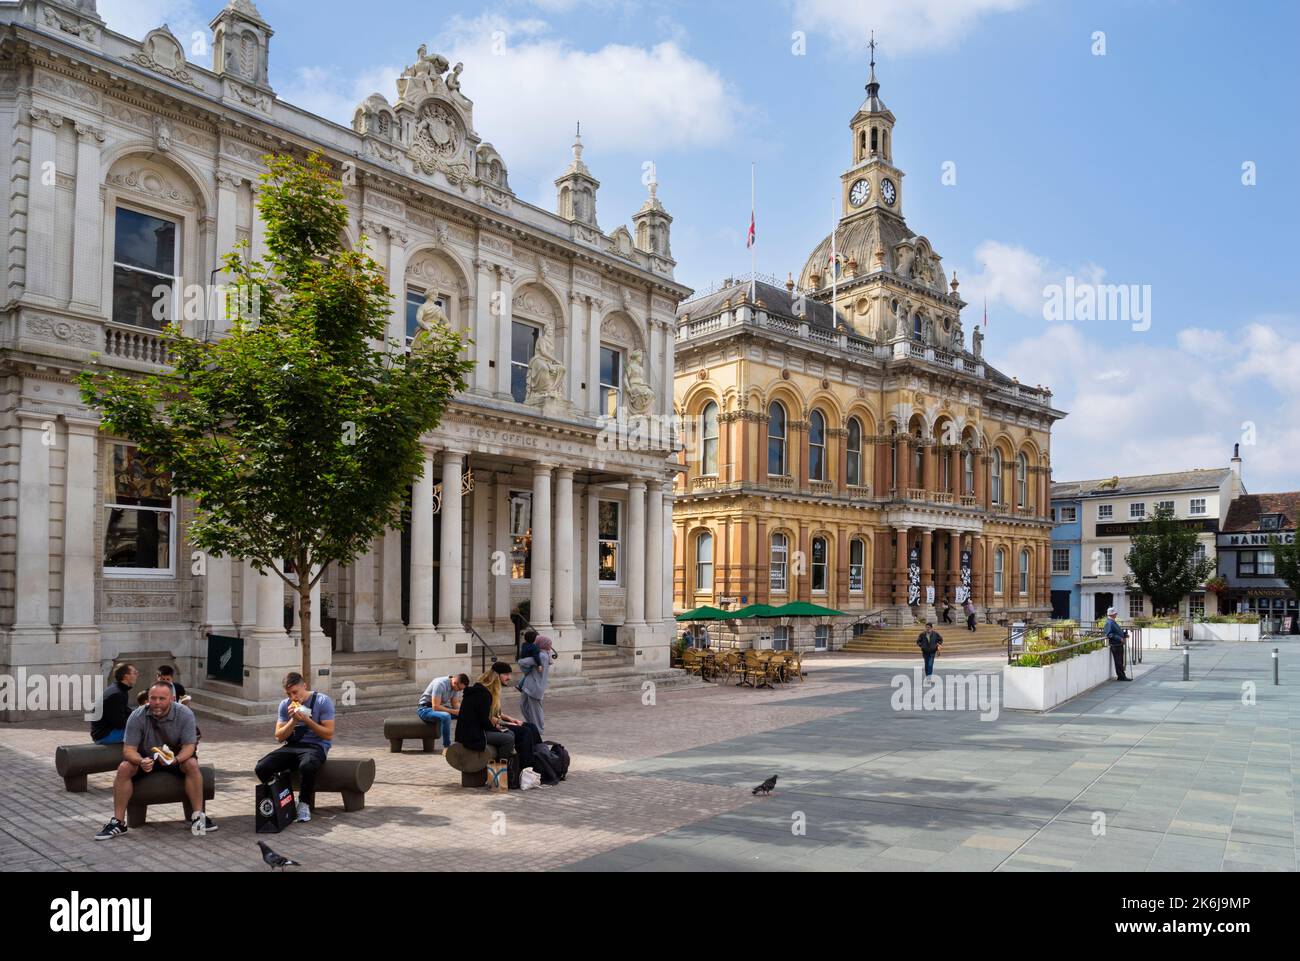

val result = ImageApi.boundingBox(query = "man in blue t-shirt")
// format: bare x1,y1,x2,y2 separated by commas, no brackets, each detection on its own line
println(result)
254,672,336,823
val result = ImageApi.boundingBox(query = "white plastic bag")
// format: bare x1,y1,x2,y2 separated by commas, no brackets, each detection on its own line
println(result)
520,768,542,791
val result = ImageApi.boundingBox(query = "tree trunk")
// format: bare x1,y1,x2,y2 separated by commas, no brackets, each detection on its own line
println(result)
299,552,312,684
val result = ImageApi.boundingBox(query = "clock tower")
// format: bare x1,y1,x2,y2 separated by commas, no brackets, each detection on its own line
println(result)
842,37,903,219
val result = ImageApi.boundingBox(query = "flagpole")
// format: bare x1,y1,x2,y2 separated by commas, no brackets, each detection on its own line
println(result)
750,162,756,301
831,195,837,327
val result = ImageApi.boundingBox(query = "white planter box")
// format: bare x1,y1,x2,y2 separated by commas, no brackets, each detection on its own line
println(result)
1003,648,1113,711
1191,622,1261,643
1140,626,1179,649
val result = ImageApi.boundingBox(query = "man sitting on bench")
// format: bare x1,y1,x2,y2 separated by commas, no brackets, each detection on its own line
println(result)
90,663,138,745
94,681,214,840
255,672,336,824
417,672,468,749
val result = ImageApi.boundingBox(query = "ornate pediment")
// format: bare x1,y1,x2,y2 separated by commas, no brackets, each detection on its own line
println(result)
130,26,201,89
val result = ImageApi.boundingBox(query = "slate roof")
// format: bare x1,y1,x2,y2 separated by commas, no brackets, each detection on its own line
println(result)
677,279,840,329
1052,468,1232,499
1223,492,1300,533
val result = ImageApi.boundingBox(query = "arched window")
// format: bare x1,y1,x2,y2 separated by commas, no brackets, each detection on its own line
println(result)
870,127,878,154
939,434,951,492
994,549,1005,595
811,536,828,593
770,533,788,593
695,532,713,592
701,401,719,476
991,449,1003,505
913,312,923,341
849,539,865,593
768,403,787,477
809,410,826,482
846,417,863,487
1020,548,1030,596
913,431,924,489
1017,453,1029,508
963,449,975,496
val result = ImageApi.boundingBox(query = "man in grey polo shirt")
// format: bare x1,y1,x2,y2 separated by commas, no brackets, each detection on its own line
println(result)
94,681,215,840
417,672,468,749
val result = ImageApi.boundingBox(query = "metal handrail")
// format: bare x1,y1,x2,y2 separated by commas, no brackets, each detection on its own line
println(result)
1007,625,1108,665
466,624,506,675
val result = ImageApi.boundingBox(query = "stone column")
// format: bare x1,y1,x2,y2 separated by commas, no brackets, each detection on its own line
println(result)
972,534,984,608
567,295,585,409
797,523,810,603
949,530,962,604
974,451,986,506
71,122,106,311
553,468,576,628
921,442,935,495
246,559,296,701
380,526,404,641
874,437,890,494
27,109,62,302
757,413,769,485
894,526,909,606
409,449,436,632
61,417,100,635
530,463,553,630
348,541,382,651
470,467,492,633
493,472,514,632
587,298,603,415
583,483,602,643
250,185,269,262
921,528,935,616
14,412,52,631
437,449,467,638
472,259,495,394
755,518,768,605
496,267,516,399
386,229,409,348
624,480,647,629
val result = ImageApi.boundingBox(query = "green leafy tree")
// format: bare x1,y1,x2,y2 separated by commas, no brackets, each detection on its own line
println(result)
1123,505,1216,616
1272,534,1300,633
81,153,473,682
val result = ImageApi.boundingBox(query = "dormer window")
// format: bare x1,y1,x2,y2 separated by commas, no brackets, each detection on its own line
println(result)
1260,513,1283,531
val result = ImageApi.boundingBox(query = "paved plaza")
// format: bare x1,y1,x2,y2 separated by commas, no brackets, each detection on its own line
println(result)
1,640,1297,872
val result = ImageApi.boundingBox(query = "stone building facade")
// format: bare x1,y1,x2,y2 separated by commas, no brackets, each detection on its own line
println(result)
0,0,688,716
672,58,1063,648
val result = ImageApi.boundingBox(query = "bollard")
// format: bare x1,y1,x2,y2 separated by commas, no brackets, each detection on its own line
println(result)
1274,648,1279,686
1182,647,1190,681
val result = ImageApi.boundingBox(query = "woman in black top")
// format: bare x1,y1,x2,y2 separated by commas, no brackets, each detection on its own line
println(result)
455,663,518,759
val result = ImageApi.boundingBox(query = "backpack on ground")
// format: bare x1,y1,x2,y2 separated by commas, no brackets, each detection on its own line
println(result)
539,741,570,781
507,752,523,790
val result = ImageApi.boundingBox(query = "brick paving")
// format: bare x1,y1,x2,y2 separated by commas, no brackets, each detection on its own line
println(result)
1,643,1296,872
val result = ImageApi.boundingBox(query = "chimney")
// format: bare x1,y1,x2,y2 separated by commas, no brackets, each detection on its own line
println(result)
1230,443,1243,495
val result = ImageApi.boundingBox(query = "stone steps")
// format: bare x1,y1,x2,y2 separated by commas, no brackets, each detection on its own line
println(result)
843,625,1007,655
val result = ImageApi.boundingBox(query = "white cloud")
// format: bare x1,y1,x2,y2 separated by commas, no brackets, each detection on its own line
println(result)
792,0,1031,54
99,0,209,47
958,240,1104,319
991,319,1300,493
279,16,745,186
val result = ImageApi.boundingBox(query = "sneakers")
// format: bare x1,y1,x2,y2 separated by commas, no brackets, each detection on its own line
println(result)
191,812,219,833
296,802,311,823
94,817,127,841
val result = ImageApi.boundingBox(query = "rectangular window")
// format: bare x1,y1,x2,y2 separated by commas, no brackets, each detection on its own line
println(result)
1193,543,1207,566
1189,498,1206,516
598,501,620,584
770,537,788,593
814,625,829,651
599,347,622,417
102,444,174,575
1189,593,1205,617
1128,593,1144,619
1050,507,1057,523
112,207,179,331
1052,549,1071,574
1239,551,1256,576
510,323,539,404
1157,500,1174,514
993,553,1004,595
1060,506,1077,523
1098,504,1113,520
1130,502,1146,519
849,540,865,593
1099,547,1113,575
1259,551,1276,576
811,540,828,594
509,491,532,580
772,626,790,652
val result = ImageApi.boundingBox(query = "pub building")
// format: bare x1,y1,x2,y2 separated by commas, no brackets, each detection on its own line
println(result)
1215,492,1299,633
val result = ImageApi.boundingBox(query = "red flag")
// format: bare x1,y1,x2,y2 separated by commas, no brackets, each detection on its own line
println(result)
746,211,755,249
983,296,988,328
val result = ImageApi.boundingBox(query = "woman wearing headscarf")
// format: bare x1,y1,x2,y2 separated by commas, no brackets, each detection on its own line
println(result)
517,635,553,735
455,662,522,759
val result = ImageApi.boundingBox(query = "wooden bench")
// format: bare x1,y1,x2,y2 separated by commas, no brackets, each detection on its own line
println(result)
289,757,376,812
445,742,493,787
126,764,216,828
55,743,124,792
383,717,443,754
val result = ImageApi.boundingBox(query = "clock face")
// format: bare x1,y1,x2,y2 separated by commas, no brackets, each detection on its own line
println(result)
881,178,897,206
849,179,870,207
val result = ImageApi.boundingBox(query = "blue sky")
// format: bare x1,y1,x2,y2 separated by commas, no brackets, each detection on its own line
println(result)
102,0,1300,491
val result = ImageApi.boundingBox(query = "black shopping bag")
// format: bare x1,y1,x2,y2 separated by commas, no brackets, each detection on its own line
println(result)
255,771,296,834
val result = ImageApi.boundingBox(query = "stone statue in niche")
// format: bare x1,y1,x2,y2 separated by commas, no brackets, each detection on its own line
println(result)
923,314,936,347
972,325,984,359
411,298,451,351
894,301,909,340
526,324,566,403
623,349,655,415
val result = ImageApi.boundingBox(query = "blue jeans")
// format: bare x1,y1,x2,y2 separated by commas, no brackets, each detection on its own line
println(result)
94,729,124,745
416,708,452,746
922,651,936,677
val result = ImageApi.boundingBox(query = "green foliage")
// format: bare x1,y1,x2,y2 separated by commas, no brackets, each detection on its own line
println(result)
1124,505,1216,615
1132,616,1180,628
1199,613,1260,624
80,153,473,681
1271,534,1300,601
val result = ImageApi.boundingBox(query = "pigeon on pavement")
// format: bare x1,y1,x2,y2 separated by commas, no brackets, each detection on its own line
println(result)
258,841,301,870
752,775,778,796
